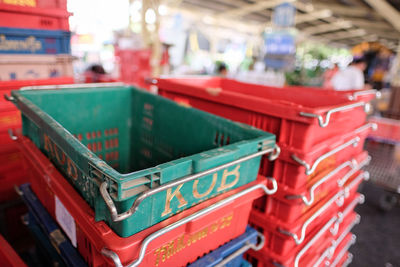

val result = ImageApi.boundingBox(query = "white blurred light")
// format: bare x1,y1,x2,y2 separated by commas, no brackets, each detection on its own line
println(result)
145,8,156,24
159,5,168,16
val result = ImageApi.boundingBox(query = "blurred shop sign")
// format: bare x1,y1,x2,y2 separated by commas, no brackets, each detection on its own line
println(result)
265,32,295,55
272,2,296,28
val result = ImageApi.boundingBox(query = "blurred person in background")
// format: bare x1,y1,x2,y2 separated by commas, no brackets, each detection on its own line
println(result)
331,58,369,90
323,63,339,88
216,62,228,77
84,64,115,83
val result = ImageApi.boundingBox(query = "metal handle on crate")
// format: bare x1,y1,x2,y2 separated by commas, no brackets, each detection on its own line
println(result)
278,172,368,246
316,215,360,267
19,82,126,91
331,236,356,267
299,102,367,128
292,137,360,176
4,94,15,102
285,159,357,206
278,190,345,245
8,129,18,141
101,181,277,267
100,146,280,222
342,252,354,267
214,232,265,267
348,89,381,101
337,156,371,187
289,216,338,267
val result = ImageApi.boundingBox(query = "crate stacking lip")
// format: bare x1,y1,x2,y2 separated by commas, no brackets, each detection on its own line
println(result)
156,76,378,152
250,171,367,256
19,134,273,267
254,151,369,224
10,84,277,238
0,27,70,54
247,196,362,267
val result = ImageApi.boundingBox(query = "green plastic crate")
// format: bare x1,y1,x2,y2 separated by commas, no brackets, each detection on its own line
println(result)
11,84,277,237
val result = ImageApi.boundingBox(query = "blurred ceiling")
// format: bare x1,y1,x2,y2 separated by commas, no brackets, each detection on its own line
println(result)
166,0,400,49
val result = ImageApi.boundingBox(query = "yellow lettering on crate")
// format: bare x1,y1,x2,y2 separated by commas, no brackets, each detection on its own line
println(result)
161,184,188,217
217,165,240,192
153,213,234,266
54,145,66,165
3,0,36,7
67,158,78,180
0,35,42,52
43,134,55,156
193,173,217,198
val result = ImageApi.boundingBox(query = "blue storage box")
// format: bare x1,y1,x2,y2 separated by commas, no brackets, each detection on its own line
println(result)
20,184,86,267
0,27,70,54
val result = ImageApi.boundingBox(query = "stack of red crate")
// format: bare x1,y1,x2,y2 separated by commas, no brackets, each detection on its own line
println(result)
157,77,379,267
0,78,73,202
0,0,74,204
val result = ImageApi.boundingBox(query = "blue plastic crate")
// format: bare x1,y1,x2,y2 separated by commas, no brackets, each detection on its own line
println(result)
0,27,70,54
20,184,86,267
189,226,261,267
24,213,67,267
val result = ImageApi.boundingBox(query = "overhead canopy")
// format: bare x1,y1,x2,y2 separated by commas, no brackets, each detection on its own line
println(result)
166,0,400,50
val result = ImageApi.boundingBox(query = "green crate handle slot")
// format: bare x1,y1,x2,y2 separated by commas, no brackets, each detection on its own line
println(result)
101,146,280,222
101,180,276,267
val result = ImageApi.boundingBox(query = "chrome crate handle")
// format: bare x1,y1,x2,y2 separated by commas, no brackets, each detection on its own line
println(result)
4,94,15,102
278,172,368,245
348,89,381,101
19,82,126,91
316,214,360,267
8,129,18,141
331,236,356,267
101,182,275,267
342,252,354,267
299,102,368,128
337,156,371,187
292,137,360,176
214,231,265,267
291,216,338,267
100,146,280,222
291,122,376,176
285,159,357,206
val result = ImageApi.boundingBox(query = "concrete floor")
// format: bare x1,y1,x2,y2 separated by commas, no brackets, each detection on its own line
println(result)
350,181,400,267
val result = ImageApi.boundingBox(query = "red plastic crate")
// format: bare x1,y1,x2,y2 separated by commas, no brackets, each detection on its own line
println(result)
18,136,272,267
368,116,400,143
157,77,375,151
116,49,152,89
0,76,74,104
246,199,361,267
0,235,27,267
249,173,366,256
0,6,70,30
0,0,67,11
0,109,21,130
273,123,373,190
253,151,369,223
